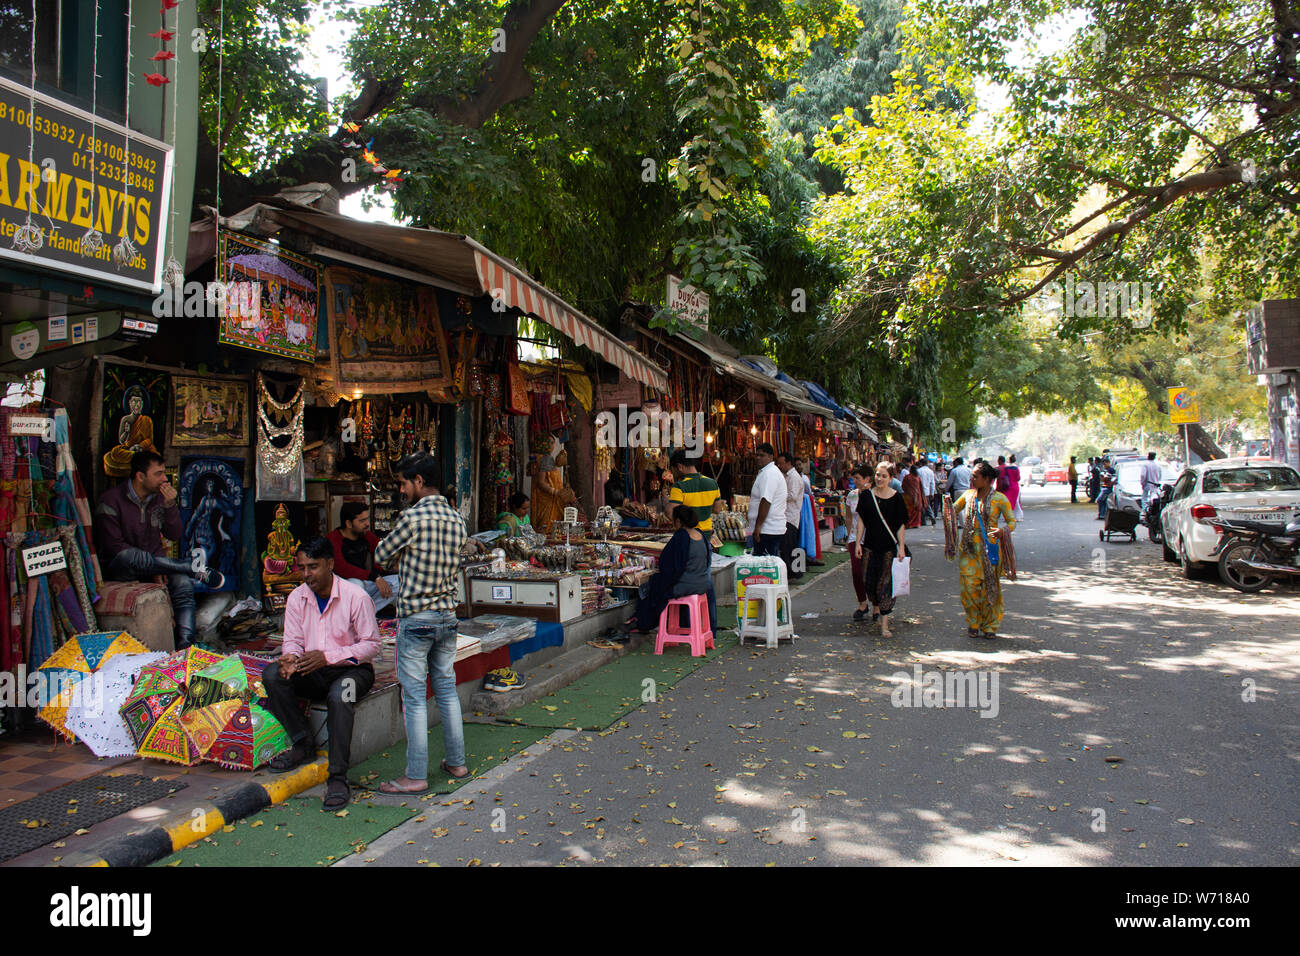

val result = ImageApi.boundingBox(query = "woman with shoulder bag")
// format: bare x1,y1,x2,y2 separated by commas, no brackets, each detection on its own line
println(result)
854,461,908,638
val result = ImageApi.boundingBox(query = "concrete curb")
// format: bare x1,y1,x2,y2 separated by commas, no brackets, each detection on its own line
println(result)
59,758,329,868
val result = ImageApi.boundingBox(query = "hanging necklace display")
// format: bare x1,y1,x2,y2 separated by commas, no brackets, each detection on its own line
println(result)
255,374,305,502
112,0,138,270
11,1,43,254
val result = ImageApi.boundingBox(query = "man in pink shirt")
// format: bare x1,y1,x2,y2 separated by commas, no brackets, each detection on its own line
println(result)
261,537,379,809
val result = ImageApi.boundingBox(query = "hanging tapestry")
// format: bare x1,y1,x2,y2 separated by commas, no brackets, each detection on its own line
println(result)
325,267,452,393
256,374,305,502
217,231,320,363
101,363,169,479
178,456,243,592
171,374,250,447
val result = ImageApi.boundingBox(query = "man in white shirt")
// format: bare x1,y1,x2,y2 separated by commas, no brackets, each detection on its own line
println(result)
777,451,805,580
918,460,938,524
1139,451,1163,505
946,457,972,497
745,442,787,558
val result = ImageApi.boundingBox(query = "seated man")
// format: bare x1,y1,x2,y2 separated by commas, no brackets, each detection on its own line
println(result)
496,492,532,536
95,450,224,650
261,538,379,810
328,502,400,613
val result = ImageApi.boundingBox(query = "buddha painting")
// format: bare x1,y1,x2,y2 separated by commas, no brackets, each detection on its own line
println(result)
103,386,160,477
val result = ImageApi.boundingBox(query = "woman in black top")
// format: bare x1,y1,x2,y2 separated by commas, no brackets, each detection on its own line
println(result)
854,461,908,637
626,505,713,633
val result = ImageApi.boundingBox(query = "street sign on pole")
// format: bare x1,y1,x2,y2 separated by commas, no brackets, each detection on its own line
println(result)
1168,386,1199,425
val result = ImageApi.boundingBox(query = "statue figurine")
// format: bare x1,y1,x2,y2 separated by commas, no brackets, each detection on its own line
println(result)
261,503,300,610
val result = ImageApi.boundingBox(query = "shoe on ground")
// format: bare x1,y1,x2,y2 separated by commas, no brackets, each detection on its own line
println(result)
488,668,526,692
322,777,349,810
269,742,311,773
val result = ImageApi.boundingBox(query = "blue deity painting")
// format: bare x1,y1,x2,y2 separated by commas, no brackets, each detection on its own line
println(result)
179,456,244,592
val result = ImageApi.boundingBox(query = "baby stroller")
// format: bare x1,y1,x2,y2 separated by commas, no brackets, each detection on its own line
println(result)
1100,487,1143,542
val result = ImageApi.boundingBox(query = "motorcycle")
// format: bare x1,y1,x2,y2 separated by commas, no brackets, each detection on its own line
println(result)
1143,483,1173,543
1211,515,1300,593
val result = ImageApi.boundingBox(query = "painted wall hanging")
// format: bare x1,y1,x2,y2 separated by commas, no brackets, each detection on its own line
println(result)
217,231,320,363
171,374,250,447
324,267,452,393
101,364,169,478
178,456,243,592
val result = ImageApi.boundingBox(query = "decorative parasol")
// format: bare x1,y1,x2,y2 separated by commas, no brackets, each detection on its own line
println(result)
63,652,168,757
177,653,291,770
119,646,224,765
36,631,150,740
227,254,315,294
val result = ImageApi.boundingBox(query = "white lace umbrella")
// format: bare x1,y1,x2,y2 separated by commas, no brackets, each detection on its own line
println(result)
63,652,168,757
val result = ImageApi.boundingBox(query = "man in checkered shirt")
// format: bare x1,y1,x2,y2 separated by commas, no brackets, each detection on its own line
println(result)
375,452,468,794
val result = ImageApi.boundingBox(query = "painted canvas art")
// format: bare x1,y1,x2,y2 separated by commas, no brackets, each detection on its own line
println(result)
178,456,244,592
326,267,452,391
217,231,320,363
172,375,250,447
102,364,169,478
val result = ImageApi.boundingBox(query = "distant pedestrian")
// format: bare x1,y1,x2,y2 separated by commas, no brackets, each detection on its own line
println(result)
846,466,870,621
1068,456,1079,503
917,460,938,525
946,457,972,497
902,464,926,529
1086,458,1101,502
945,461,1017,640
1006,454,1023,521
745,443,787,558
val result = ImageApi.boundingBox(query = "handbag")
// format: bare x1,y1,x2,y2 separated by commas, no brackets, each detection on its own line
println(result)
870,490,910,598
975,500,999,566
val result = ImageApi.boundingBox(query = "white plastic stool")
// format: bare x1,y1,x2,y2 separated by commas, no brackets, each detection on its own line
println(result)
738,583,795,648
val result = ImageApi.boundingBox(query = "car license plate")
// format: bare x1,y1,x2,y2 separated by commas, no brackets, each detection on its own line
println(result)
1241,511,1290,522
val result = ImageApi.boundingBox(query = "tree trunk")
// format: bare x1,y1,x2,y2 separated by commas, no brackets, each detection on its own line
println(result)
1185,422,1226,461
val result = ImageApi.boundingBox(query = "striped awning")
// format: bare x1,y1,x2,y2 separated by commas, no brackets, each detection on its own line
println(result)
472,247,667,392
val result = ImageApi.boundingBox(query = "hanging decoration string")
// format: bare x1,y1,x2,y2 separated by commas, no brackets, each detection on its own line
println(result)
79,0,106,259
12,0,43,254
215,0,224,218
152,1,186,288
112,0,138,270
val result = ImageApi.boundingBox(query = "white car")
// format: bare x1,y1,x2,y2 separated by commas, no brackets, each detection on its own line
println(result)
1160,458,1300,578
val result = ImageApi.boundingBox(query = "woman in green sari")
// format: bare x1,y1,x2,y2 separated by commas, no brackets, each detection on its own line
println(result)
497,492,532,536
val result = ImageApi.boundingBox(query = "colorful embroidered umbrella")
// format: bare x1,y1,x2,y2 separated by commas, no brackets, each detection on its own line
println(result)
63,652,167,757
119,646,224,765
36,631,150,740
177,652,290,770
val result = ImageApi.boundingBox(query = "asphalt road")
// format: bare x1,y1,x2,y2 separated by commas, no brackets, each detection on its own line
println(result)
342,483,1300,867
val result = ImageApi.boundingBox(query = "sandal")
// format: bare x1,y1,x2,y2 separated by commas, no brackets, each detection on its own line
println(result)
981,632,997,640
322,778,349,810
440,759,470,780
378,776,429,794
968,627,981,639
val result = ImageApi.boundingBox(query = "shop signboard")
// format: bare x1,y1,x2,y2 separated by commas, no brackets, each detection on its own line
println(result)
666,274,709,331
0,76,174,293
7,414,53,440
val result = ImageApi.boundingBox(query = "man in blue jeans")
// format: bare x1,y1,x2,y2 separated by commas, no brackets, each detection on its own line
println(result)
95,450,225,649
375,452,468,794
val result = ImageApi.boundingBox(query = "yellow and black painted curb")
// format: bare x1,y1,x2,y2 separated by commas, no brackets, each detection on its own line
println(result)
63,758,328,867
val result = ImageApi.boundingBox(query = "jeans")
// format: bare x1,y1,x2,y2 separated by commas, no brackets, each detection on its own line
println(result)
1097,488,1111,519
396,608,464,778
107,547,198,646
1070,479,1078,503
349,574,401,613
261,661,374,781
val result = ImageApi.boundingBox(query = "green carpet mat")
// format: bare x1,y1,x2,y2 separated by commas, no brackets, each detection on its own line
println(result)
504,608,739,732
154,723,549,867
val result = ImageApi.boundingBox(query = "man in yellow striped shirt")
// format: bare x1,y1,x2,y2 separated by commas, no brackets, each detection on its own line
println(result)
669,450,721,531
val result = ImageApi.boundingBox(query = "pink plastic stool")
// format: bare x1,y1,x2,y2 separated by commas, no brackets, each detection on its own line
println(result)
654,593,715,657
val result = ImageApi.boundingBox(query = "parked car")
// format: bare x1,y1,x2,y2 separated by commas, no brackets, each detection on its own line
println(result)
1028,461,1046,485
1159,458,1300,579
1044,463,1068,484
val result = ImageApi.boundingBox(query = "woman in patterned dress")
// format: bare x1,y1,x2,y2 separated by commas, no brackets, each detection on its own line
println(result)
944,461,1017,639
